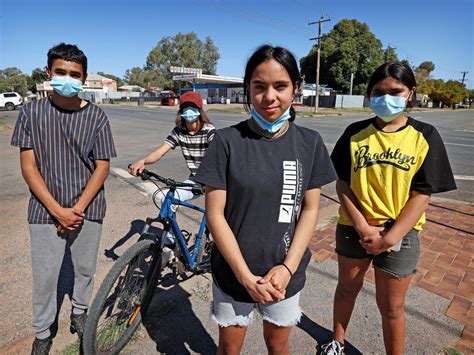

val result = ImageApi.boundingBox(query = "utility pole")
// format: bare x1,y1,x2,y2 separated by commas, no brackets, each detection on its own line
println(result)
349,73,354,95
309,15,330,113
461,71,469,86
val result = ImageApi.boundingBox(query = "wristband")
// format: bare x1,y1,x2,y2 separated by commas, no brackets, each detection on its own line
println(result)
280,262,293,277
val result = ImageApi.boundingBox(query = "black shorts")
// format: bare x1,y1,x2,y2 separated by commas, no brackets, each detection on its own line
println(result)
335,224,420,278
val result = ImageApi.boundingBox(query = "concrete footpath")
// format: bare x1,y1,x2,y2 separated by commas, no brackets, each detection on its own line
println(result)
119,198,473,355
1,176,472,354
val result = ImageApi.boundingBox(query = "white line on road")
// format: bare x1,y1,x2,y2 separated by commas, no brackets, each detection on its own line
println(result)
455,129,474,133
445,142,474,147
110,167,158,197
111,167,133,179
137,182,159,196
443,136,474,141
454,175,474,181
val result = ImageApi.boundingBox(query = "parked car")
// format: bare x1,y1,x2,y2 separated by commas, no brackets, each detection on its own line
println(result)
0,92,23,110
453,102,470,109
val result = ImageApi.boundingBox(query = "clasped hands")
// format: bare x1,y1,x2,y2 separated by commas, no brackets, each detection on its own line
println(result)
243,264,293,304
358,224,395,255
54,206,85,234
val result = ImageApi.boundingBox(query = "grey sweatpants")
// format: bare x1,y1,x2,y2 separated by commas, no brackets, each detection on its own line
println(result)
29,220,102,339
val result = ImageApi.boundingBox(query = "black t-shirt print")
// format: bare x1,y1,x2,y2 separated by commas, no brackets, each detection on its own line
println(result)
194,120,337,302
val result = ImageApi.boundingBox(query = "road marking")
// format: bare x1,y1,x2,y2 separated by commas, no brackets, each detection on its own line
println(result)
111,167,133,179
137,182,160,196
454,175,474,181
110,167,159,197
445,142,474,147
443,136,473,141
455,129,474,133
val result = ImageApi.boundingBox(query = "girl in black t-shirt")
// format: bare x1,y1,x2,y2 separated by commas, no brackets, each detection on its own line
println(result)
195,45,336,354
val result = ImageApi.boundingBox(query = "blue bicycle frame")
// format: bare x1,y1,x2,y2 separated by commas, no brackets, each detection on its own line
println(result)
157,189,207,270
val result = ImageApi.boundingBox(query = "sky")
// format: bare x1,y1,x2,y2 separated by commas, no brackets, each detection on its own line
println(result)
1,0,473,88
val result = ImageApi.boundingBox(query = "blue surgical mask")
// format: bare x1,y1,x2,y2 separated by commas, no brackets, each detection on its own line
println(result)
50,76,83,97
370,94,408,122
181,107,200,122
251,107,291,133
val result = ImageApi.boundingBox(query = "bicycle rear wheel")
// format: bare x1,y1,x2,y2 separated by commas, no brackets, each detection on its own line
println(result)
83,239,161,354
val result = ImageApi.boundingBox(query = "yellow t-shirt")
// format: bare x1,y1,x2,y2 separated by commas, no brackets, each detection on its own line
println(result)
331,117,456,231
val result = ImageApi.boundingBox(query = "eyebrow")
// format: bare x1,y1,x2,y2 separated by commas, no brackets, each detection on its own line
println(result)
53,68,82,76
251,79,290,85
372,87,404,92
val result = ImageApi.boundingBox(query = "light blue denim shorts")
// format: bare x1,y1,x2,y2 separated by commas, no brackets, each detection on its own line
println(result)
211,282,302,327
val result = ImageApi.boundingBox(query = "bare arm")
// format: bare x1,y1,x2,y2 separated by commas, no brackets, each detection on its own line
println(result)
74,159,110,213
20,148,84,231
259,188,322,292
336,179,384,241
205,186,284,303
129,143,172,176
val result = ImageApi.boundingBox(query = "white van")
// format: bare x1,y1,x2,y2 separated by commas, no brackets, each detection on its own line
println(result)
0,92,23,111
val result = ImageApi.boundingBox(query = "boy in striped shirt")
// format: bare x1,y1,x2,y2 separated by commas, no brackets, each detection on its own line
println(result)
11,43,116,354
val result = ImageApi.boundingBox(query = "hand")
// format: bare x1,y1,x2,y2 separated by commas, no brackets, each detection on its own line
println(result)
128,160,146,176
257,265,292,293
242,274,285,303
357,224,385,243
359,231,393,255
54,207,84,232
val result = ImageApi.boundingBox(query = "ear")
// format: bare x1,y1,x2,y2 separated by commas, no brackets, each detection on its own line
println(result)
45,66,52,79
293,82,300,95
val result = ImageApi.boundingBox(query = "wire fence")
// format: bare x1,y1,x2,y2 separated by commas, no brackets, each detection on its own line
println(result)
320,193,473,235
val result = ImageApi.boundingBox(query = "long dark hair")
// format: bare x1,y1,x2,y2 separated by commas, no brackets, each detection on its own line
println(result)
367,62,417,108
243,45,301,121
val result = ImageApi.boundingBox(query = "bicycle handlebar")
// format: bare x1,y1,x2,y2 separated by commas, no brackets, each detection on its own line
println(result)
128,165,204,193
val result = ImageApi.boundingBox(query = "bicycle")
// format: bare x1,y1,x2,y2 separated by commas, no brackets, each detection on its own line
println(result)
83,169,212,354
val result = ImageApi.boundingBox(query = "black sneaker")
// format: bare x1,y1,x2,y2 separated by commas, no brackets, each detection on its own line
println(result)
31,336,52,355
70,312,87,339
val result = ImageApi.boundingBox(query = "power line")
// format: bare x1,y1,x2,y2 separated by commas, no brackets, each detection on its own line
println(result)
194,0,312,37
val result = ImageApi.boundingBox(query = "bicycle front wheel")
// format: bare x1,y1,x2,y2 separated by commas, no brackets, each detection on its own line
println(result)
83,239,160,354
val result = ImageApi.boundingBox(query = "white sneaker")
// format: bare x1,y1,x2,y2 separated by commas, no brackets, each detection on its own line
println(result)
320,339,344,355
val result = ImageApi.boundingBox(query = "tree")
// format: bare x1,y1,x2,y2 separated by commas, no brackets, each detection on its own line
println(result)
383,46,398,62
300,19,386,95
97,72,124,87
145,32,220,89
27,68,49,93
0,67,29,95
415,61,435,85
419,79,468,107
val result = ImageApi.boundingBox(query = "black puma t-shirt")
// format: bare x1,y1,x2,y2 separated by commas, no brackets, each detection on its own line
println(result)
194,120,336,302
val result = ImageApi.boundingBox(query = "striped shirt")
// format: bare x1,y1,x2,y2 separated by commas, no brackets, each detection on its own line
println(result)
165,123,215,176
11,97,116,224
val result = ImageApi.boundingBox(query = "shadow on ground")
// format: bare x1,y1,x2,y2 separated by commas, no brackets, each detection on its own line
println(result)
298,313,362,355
142,284,217,354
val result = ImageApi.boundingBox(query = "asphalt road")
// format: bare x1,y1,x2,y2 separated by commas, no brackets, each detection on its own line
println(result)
98,105,473,203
